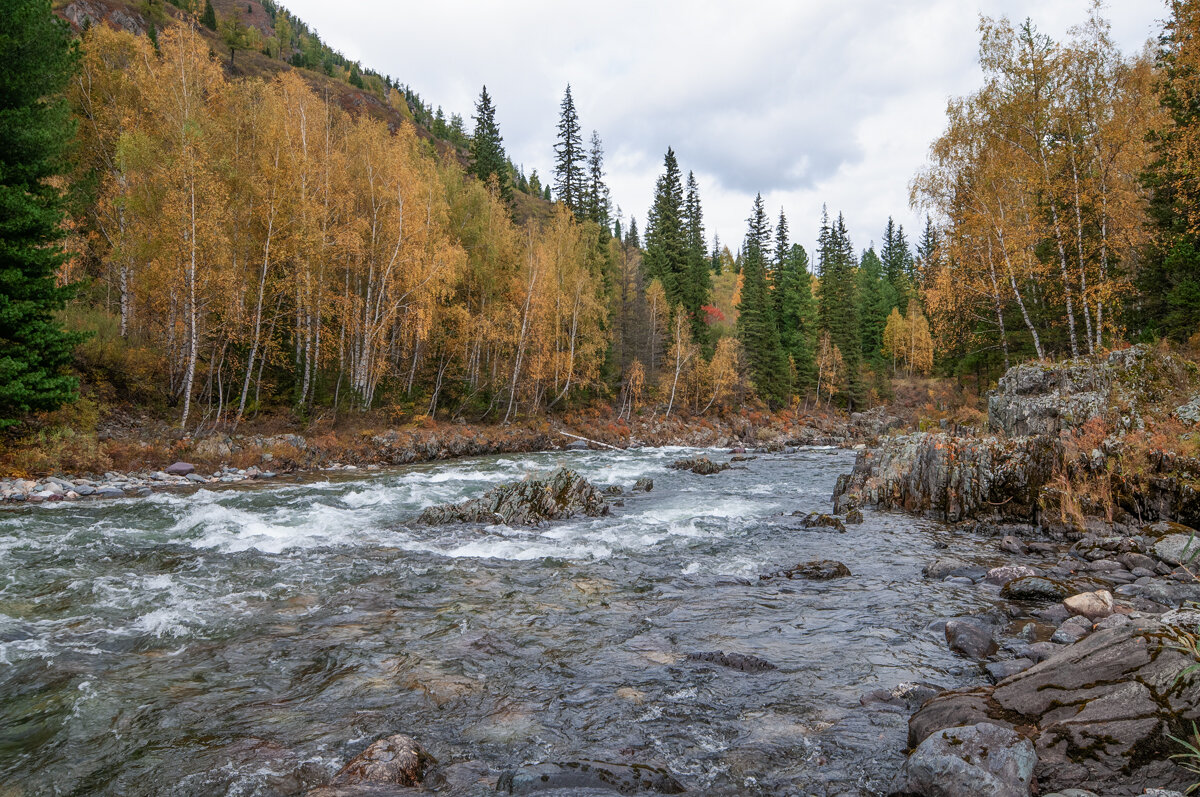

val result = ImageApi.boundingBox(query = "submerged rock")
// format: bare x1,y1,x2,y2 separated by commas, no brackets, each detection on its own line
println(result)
416,468,608,526
999,576,1069,603
760,559,851,581
795,512,847,532
496,761,686,795
685,650,777,673
633,477,653,493
893,722,1036,797
669,456,730,475
844,508,864,524
944,618,998,659
327,734,434,788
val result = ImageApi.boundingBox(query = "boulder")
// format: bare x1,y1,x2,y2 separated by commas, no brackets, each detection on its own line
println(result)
565,439,590,451
923,557,972,580
985,565,1039,586
329,734,434,788
1062,589,1114,622
416,468,608,526
760,560,851,581
165,461,195,476
1000,576,1070,603
893,722,1036,797
986,659,1033,683
845,508,864,524
1153,532,1200,566
796,512,846,532
685,651,776,673
669,456,730,475
908,616,1200,794
633,478,653,493
945,618,998,659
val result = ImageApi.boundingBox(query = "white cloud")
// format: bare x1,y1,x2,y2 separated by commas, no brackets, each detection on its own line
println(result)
280,0,1165,258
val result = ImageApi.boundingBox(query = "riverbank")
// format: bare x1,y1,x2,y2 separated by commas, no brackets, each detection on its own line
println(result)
0,404,873,504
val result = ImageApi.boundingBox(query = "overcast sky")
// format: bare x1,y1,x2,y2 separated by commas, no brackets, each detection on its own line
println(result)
283,0,1165,260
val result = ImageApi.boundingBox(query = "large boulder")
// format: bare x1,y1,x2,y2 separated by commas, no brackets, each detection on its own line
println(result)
669,456,730,475
833,432,1060,523
760,560,851,581
907,614,1200,795
892,722,1036,797
325,734,434,789
417,468,608,526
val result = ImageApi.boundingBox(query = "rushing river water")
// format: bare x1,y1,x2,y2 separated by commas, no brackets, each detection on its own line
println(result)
0,447,1017,796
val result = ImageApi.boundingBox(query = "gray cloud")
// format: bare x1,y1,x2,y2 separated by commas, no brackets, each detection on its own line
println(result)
283,0,1164,256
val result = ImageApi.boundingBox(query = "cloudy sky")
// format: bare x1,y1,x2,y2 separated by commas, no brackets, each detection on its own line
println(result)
283,0,1165,258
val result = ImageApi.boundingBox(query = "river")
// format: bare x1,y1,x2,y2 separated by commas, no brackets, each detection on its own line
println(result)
0,446,1014,795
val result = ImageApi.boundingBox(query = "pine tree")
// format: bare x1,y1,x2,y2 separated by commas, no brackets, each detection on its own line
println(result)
711,234,722,275
817,209,864,408
737,194,791,406
772,208,789,285
625,216,640,249
0,0,83,426
469,85,511,201
857,247,888,364
880,217,912,314
200,0,217,30
681,171,711,348
643,147,686,306
776,243,817,393
583,129,609,225
553,84,584,213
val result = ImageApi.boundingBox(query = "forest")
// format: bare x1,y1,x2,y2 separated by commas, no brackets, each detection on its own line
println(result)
3,0,1200,434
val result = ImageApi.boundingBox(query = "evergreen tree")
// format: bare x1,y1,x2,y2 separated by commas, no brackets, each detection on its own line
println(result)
583,129,610,225
469,85,511,201
643,147,686,306
817,209,864,408
737,194,791,406
914,215,939,282
711,235,722,275
553,84,584,213
681,171,711,348
880,217,913,314
543,184,551,201
625,216,640,249
0,0,83,426
200,0,217,30
776,243,817,393
857,247,888,364
772,208,789,285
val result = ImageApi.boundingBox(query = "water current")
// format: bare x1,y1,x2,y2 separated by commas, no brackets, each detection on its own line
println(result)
0,447,1017,795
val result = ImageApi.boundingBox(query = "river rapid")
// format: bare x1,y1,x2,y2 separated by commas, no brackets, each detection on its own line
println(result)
0,447,1018,795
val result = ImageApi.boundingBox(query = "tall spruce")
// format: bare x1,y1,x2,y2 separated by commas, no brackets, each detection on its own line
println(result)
553,84,584,213
469,86,511,201
737,194,791,406
200,0,217,30
625,216,640,249
643,147,686,306
682,171,711,347
0,0,83,426
857,247,888,364
711,234,722,275
772,208,789,285
880,217,912,313
776,243,817,393
817,209,864,408
584,130,610,225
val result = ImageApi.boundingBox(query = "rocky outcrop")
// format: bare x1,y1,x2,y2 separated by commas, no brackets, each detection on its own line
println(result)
669,456,730,475
833,433,1060,523
892,722,1036,797
416,468,608,526
686,651,777,672
760,560,851,581
906,613,1200,795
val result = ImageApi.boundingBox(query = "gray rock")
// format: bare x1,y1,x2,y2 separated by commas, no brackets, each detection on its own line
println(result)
565,439,590,451
685,651,776,673
924,557,972,580
845,507,864,524
1000,576,1070,603
986,659,1033,683
185,473,207,483
1154,532,1200,566
945,618,998,659
894,722,1036,797
496,761,685,795
1041,791,1099,797
985,565,1039,586
761,560,851,581
417,468,608,526
669,456,729,475
633,477,653,493
96,486,124,498
796,512,846,532
1000,535,1029,555
165,461,195,476
73,484,95,496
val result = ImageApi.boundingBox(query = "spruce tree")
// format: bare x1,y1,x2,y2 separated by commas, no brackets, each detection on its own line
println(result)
737,194,791,406
583,130,610,225
711,235,722,275
880,217,913,314
553,84,584,213
625,216,640,249
643,148,686,306
857,247,888,364
817,209,864,408
0,0,83,426
772,208,789,286
776,243,817,393
200,0,217,30
469,85,511,201
681,171,711,348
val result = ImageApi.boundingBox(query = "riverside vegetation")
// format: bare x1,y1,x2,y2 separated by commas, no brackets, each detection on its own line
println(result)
6,0,1200,795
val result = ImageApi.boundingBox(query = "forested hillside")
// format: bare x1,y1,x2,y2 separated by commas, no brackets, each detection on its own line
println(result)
3,0,1200,451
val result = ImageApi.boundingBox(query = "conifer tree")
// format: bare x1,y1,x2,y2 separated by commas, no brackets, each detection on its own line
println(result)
643,147,686,306
817,209,864,407
0,0,83,426
772,208,789,286
682,171,711,347
880,217,913,313
776,243,817,393
583,129,609,225
200,0,217,30
469,85,511,201
711,234,722,275
857,247,889,364
625,216,640,249
737,194,790,406
553,84,584,213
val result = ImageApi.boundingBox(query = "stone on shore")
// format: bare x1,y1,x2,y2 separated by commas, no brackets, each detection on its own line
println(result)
892,722,1036,797
1063,589,1114,622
